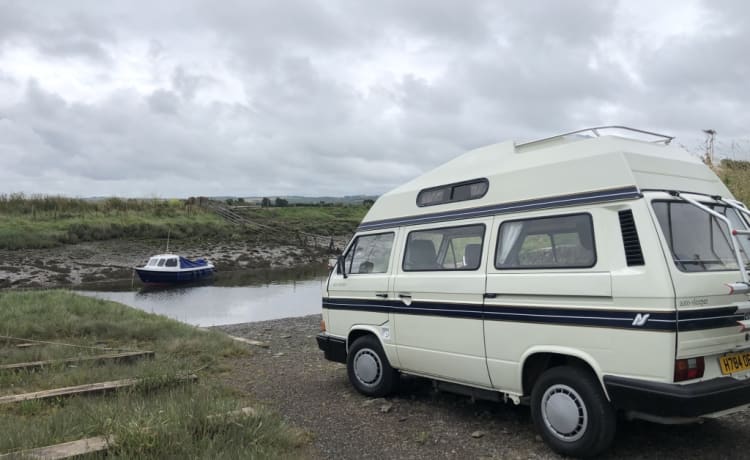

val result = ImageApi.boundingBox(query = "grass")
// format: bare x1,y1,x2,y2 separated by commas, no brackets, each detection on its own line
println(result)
0,290,308,458
237,205,367,236
0,194,367,250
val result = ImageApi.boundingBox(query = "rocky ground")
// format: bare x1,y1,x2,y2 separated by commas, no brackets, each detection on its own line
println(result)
218,315,750,460
0,239,342,289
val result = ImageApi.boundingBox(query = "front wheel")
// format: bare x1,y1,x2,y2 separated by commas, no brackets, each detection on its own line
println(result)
346,335,398,397
530,366,616,458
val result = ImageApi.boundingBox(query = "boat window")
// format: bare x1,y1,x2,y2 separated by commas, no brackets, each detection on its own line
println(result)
165,258,178,267
652,201,750,272
495,214,596,269
403,224,485,271
343,232,394,274
157,259,166,267
147,259,158,266
417,178,488,207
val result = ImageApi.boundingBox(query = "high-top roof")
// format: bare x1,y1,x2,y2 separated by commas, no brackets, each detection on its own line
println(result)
361,126,731,228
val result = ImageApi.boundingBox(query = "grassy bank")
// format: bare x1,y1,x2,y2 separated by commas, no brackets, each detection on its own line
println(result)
0,194,232,250
0,194,367,250
0,290,307,458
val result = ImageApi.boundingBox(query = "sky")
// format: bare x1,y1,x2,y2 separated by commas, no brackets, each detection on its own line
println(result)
1,0,749,198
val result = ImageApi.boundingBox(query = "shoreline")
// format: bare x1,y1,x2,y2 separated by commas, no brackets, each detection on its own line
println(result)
0,238,344,290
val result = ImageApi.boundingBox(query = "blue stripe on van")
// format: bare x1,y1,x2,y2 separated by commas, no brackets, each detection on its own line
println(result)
322,298,743,332
357,186,642,231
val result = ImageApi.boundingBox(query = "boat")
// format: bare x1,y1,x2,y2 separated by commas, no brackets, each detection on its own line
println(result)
134,254,215,284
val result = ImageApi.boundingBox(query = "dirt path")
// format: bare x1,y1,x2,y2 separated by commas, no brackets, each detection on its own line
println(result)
218,315,750,460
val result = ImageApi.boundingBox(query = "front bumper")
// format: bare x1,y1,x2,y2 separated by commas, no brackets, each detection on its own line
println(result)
316,333,347,364
604,375,750,417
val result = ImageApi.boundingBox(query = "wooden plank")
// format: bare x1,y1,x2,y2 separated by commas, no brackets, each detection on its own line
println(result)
227,335,270,348
0,436,113,460
197,328,269,348
0,351,155,372
0,406,251,459
0,374,197,405
15,343,43,349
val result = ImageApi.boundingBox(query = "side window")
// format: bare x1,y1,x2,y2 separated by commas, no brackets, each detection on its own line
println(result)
417,179,489,207
495,214,596,269
165,258,178,267
157,259,166,267
343,233,394,274
403,224,485,271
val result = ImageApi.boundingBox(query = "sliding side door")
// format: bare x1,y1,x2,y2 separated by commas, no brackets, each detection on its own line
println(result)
392,219,492,387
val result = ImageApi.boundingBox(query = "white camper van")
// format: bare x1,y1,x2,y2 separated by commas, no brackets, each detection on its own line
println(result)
316,126,750,457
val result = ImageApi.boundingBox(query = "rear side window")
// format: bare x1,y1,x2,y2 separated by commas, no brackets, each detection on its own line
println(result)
652,201,749,272
403,224,485,271
343,233,394,274
495,214,596,269
165,258,178,267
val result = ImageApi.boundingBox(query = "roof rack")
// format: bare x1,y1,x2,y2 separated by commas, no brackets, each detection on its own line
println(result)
516,125,675,149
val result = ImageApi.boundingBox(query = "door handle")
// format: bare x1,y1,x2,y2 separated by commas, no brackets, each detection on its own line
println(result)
398,293,412,306
483,293,497,299
375,293,389,298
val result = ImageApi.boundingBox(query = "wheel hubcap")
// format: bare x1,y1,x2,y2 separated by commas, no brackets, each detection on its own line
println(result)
353,349,382,387
541,384,588,442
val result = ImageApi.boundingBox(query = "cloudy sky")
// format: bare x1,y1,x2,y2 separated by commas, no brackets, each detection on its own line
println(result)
1,0,749,198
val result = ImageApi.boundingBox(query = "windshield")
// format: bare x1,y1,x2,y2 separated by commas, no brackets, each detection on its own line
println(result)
652,201,750,272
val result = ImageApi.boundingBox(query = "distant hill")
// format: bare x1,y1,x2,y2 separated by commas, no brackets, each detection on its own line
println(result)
210,195,379,205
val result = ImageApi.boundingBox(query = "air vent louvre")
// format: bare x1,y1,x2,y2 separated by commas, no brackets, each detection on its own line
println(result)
618,209,645,266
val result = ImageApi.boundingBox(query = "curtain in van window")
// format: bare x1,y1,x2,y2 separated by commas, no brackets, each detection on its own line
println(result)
497,222,523,264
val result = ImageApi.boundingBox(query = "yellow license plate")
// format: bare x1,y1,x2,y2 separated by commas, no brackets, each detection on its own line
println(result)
719,352,750,375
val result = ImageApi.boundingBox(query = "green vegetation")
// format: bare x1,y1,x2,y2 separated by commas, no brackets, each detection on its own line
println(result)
715,159,750,204
0,193,368,250
0,193,231,250
0,291,307,458
235,205,367,236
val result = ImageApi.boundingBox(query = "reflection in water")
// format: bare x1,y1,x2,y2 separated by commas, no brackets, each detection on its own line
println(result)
77,265,329,327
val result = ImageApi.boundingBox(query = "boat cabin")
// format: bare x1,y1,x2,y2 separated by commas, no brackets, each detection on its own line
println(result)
145,255,180,269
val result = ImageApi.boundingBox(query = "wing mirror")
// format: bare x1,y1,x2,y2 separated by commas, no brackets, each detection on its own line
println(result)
336,255,348,279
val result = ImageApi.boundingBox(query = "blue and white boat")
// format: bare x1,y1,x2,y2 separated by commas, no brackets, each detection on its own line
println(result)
134,254,215,284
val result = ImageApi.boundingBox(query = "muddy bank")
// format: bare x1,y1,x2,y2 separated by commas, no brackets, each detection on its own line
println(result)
0,238,344,289
218,315,750,460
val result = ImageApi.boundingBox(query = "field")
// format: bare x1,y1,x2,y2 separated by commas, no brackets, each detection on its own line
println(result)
0,290,308,458
0,193,368,250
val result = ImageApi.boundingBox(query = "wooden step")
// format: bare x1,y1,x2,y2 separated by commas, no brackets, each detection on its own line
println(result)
0,351,154,372
0,374,197,405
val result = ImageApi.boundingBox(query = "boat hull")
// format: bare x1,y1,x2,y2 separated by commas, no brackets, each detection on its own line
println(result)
135,267,214,284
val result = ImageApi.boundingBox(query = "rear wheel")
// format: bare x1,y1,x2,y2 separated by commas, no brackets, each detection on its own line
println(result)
530,366,616,458
347,335,398,397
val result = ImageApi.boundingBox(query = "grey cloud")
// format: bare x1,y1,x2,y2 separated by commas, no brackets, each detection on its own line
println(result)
0,0,749,197
148,90,180,115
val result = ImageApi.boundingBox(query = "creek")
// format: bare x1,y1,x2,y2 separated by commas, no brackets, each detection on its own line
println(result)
77,265,328,327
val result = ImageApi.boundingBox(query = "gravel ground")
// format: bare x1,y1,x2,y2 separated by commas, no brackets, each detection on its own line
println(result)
218,315,750,460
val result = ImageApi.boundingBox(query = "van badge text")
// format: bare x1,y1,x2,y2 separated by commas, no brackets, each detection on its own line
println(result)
632,313,650,327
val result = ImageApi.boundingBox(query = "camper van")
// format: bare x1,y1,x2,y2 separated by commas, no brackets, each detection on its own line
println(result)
316,126,750,457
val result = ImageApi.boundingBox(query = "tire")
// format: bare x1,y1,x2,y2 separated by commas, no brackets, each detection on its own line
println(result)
530,366,616,458
346,335,398,397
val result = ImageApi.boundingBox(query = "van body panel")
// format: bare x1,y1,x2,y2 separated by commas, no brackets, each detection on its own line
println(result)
486,324,677,393
486,272,611,297
625,153,730,196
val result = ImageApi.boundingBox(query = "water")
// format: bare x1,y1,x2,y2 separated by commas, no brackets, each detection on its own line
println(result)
77,266,328,327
